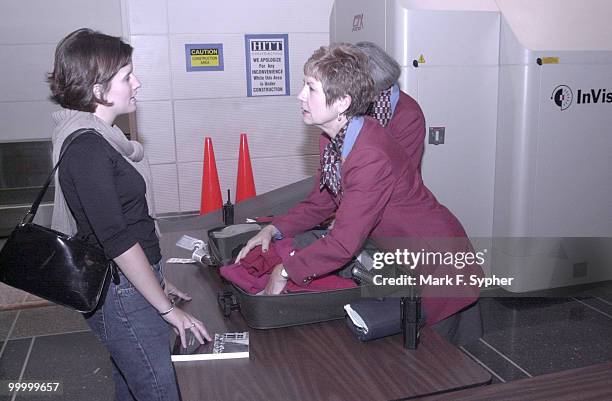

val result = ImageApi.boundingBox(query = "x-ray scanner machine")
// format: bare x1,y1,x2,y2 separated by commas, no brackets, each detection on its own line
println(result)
331,0,612,292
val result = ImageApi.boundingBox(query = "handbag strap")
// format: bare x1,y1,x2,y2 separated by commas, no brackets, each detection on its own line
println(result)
21,128,100,225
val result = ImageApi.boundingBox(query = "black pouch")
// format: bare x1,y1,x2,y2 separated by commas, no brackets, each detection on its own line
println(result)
0,129,118,313
345,297,425,343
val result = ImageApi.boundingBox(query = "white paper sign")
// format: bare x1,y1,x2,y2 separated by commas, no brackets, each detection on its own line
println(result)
245,34,290,97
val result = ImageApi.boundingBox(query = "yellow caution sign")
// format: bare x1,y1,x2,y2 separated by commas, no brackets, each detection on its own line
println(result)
190,48,220,67
418,54,426,64
185,44,224,71
541,57,560,64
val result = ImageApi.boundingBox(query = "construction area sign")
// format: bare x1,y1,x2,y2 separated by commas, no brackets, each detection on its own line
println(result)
244,34,290,97
185,43,224,72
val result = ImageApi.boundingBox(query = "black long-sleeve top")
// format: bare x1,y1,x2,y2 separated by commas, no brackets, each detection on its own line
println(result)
58,132,161,265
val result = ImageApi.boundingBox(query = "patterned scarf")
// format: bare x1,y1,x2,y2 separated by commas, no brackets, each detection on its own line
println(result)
368,87,393,127
320,122,349,197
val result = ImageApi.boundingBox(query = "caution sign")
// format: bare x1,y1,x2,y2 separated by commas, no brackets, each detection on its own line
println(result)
245,34,290,97
185,43,224,72
191,48,219,67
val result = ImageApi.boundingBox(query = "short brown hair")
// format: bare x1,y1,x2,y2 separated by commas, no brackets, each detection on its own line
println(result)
48,28,133,112
304,43,375,118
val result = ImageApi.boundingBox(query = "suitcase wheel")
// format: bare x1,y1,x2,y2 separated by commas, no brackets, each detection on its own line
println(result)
217,290,238,317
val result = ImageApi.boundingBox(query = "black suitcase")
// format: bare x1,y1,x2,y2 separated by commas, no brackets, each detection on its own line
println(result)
205,224,396,329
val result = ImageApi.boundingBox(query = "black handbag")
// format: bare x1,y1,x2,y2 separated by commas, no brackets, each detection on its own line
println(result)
0,129,118,313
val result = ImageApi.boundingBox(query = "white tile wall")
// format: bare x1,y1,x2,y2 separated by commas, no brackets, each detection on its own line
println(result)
135,101,176,164
0,45,55,102
167,0,333,34
0,1,332,215
0,101,61,141
0,0,122,45
251,154,319,195
125,0,333,213
169,33,329,100
173,97,319,163
288,33,330,95
127,0,168,35
169,34,246,99
0,0,123,141
131,35,172,101
150,163,180,214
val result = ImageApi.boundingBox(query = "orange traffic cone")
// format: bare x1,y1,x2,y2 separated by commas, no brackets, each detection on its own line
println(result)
235,133,256,203
200,137,222,215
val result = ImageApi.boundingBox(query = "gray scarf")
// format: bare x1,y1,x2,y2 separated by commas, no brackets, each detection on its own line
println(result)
50,109,159,237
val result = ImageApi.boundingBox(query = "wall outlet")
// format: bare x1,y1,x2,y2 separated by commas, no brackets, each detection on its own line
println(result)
428,127,445,145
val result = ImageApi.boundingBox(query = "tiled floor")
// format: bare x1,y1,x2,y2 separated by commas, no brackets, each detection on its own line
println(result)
461,283,612,385
0,306,113,401
1,285,612,400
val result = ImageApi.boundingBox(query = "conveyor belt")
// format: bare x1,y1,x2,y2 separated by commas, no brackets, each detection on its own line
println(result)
159,176,315,234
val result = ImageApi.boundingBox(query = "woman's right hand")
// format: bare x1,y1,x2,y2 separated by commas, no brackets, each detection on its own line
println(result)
234,224,277,263
162,306,211,349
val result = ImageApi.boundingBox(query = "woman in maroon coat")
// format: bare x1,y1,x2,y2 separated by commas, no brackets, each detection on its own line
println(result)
356,41,426,172
236,43,481,328
357,41,484,342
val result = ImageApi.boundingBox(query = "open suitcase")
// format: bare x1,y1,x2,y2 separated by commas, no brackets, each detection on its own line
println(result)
204,224,396,329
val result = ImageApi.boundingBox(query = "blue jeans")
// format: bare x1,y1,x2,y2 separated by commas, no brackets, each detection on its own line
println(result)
85,261,180,401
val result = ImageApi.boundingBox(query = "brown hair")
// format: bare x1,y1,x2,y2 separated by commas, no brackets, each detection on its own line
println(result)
303,43,375,118
47,28,133,112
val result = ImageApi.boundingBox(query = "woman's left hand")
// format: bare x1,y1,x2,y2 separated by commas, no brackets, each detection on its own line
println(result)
164,279,192,304
264,264,288,295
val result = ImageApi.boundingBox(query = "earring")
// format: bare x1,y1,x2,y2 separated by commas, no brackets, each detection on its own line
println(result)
337,111,341,121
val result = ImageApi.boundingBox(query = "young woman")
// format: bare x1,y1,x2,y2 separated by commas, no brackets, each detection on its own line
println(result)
49,28,210,401
236,43,481,328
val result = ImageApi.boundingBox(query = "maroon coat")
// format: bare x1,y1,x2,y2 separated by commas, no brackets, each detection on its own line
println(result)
272,117,480,324
386,91,426,171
